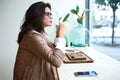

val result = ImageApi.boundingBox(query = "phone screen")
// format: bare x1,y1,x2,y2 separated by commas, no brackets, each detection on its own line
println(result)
74,71,97,77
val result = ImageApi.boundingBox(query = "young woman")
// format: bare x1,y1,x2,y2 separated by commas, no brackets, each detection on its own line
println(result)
13,1,66,80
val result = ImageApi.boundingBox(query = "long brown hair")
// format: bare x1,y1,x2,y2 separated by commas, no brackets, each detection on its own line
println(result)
17,2,51,44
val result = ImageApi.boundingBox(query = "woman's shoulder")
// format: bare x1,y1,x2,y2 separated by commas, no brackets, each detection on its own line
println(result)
27,30,53,43
29,30,42,35
27,30,44,37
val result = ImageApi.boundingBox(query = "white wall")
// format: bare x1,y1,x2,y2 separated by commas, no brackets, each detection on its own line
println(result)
0,0,85,80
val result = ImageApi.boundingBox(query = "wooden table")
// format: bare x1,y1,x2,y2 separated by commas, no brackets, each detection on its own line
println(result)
56,47,120,80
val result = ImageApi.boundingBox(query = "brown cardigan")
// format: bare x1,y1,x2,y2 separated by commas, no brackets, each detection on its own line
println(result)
13,30,65,80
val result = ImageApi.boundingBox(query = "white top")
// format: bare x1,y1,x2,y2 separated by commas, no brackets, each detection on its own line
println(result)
55,38,66,53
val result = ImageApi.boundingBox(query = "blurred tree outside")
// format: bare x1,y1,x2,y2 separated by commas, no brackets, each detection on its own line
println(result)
95,0,120,46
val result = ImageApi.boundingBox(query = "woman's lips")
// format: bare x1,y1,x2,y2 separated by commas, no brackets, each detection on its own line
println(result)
50,21,52,23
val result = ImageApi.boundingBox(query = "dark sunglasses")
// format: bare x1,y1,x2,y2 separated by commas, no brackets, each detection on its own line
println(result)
45,12,52,18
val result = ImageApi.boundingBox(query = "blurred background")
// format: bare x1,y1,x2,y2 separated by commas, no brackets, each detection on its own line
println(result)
0,0,120,80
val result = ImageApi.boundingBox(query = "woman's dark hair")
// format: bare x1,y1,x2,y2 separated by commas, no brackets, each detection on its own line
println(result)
17,1,51,44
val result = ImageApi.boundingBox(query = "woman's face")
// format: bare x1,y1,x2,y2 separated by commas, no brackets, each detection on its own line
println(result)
42,7,52,27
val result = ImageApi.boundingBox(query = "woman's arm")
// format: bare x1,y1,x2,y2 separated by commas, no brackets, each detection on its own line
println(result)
20,30,65,67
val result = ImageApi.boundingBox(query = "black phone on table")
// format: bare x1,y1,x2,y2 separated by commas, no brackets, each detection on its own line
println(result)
74,71,98,77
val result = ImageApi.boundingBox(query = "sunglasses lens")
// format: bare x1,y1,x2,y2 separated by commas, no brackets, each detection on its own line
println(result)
45,12,52,17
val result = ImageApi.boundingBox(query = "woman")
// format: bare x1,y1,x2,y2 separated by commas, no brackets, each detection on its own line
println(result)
13,1,66,80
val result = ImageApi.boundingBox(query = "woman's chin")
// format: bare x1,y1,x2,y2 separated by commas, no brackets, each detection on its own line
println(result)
48,23,52,26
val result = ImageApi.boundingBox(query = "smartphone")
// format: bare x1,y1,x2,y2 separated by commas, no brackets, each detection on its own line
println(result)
74,71,98,77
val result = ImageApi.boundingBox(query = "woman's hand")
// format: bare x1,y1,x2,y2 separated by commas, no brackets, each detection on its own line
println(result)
56,23,67,38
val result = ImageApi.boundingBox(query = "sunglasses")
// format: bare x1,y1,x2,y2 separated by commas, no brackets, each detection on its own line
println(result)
45,12,52,18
